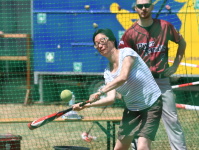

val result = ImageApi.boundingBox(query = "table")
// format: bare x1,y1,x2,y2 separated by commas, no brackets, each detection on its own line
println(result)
0,116,122,150
63,117,121,150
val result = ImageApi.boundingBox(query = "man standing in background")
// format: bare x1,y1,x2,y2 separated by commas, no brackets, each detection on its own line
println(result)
118,0,187,149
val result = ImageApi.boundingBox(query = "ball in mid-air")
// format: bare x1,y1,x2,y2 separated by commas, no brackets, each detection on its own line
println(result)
92,23,98,28
84,5,90,10
60,90,73,102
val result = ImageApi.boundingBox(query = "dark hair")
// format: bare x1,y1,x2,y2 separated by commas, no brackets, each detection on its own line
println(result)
92,28,118,48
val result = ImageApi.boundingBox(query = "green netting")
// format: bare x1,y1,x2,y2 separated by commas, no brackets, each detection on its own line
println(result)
0,0,199,150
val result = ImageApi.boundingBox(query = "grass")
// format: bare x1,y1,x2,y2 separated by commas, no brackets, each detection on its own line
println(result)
0,104,198,150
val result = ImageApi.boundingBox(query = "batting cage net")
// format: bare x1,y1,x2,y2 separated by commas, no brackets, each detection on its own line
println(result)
0,0,199,150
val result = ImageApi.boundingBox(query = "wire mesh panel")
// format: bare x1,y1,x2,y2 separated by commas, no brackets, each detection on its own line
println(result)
0,0,198,150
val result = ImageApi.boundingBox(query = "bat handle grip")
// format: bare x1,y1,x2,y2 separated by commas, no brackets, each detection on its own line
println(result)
79,100,90,107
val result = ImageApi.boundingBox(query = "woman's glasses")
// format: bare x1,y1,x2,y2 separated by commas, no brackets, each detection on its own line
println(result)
94,37,109,49
136,3,151,9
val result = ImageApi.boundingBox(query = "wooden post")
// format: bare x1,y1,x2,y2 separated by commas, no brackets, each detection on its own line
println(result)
24,34,32,105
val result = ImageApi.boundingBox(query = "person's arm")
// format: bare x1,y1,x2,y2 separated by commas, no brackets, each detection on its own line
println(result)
73,55,135,111
72,89,116,111
164,37,186,77
173,37,186,66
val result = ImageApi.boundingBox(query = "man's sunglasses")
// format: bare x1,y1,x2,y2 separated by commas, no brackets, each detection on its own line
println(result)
136,3,152,9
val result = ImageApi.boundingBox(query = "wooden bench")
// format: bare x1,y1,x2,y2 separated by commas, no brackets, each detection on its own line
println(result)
0,117,122,150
